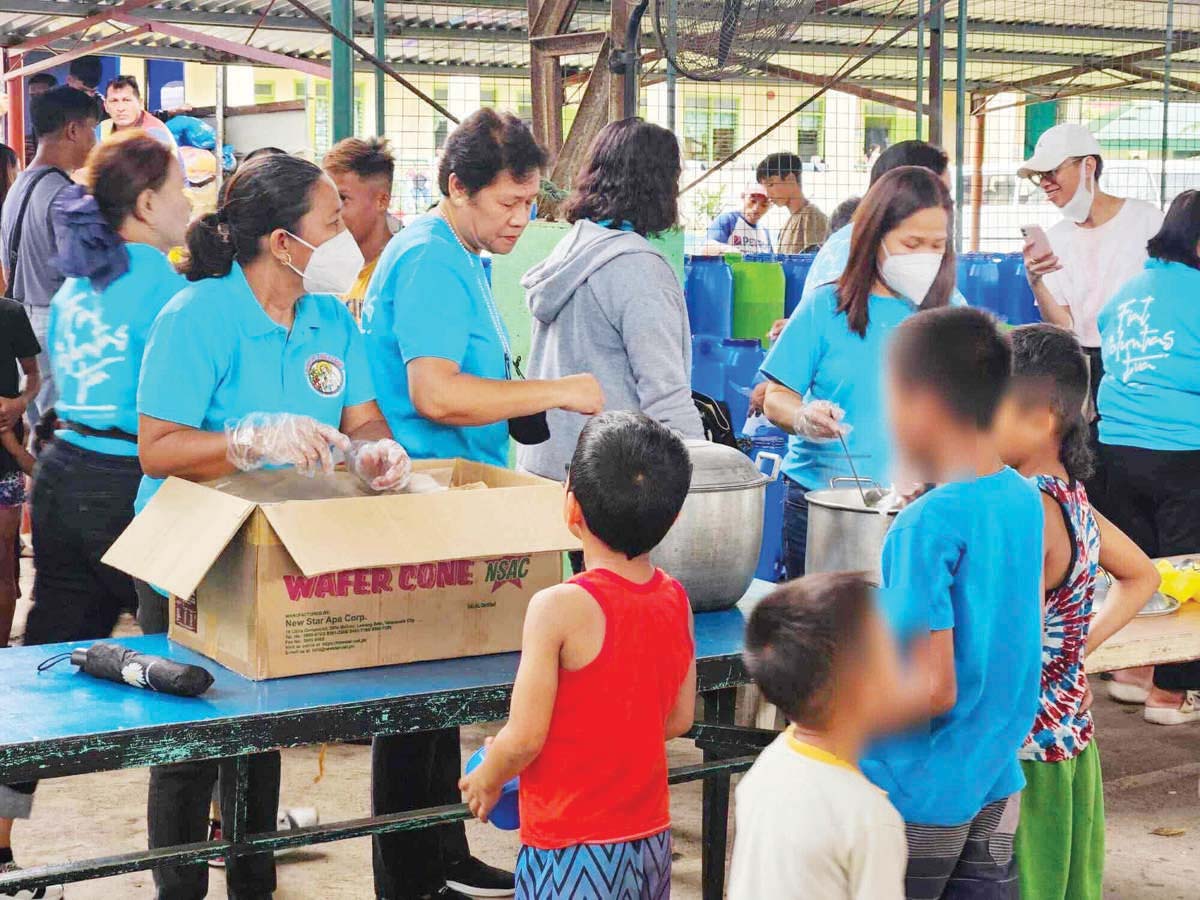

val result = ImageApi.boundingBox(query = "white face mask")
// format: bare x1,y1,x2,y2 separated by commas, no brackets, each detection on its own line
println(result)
285,228,364,295
880,245,944,305
1060,158,1094,225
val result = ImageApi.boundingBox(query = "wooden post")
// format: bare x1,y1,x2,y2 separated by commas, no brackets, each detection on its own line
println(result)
970,97,985,252
527,0,564,159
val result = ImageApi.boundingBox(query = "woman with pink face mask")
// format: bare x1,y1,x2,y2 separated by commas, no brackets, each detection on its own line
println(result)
760,166,955,578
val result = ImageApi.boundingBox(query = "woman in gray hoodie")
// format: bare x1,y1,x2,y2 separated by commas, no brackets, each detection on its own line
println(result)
519,118,704,481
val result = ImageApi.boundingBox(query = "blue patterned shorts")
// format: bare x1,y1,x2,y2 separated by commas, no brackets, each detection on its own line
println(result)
516,830,672,900
0,471,25,509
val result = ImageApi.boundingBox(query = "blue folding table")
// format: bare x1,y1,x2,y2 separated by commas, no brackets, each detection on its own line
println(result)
0,600,773,900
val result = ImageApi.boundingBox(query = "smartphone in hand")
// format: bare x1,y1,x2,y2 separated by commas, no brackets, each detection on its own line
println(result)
1021,224,1053,259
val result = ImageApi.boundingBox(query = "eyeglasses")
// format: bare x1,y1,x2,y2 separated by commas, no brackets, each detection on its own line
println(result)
1027,157,1083,187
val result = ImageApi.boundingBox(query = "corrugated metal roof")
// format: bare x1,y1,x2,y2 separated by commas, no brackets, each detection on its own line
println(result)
0,0,1190,93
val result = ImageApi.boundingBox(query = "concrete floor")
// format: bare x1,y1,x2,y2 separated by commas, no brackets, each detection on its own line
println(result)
7,567,1199,899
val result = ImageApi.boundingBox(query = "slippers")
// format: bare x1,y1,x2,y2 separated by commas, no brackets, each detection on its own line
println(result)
1108,681,1151,705
1144,691,1200,726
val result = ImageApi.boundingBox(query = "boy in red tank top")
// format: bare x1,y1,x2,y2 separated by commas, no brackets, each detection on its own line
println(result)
460,411,696,899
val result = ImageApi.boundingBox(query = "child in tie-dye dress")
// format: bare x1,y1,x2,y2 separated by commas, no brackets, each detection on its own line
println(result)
995,324,1160,900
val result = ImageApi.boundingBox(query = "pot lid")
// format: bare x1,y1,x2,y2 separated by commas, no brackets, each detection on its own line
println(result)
685,440,771,493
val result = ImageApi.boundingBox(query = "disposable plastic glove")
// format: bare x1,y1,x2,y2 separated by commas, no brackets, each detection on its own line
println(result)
225,412,351,477
347,438,413,492
793,400,849,442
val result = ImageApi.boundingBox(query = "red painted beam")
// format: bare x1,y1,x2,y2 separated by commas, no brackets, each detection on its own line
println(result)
4,52,26,167
111,13,332,79
8,0,161,55
3,27,150,81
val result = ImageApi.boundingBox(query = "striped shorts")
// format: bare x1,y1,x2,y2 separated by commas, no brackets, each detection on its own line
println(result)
905,795,1021,900
515,829,672,900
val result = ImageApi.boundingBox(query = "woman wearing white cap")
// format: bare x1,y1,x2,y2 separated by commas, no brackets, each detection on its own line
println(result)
1018,123,1164,413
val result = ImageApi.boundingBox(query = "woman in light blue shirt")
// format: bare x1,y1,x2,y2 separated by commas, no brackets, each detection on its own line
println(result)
761,166,954,579
25,131,190,648
1097,189,1200,723
135,152,410,900
362,108,602,900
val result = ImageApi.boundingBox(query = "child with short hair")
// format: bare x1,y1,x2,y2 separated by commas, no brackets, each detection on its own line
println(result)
994,324,1159,900
459,411,696,899
729,572,908,900
863,307,1044,900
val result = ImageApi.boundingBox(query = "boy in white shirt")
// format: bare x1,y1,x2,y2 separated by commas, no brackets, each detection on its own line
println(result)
729,572,908,900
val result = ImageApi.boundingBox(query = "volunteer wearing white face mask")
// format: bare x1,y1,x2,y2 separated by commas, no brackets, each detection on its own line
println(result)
761,167,954,578
1019,123,1164,412
134,152,410,900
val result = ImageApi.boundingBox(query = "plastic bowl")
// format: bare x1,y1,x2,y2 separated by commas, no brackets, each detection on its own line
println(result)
465,745,520,831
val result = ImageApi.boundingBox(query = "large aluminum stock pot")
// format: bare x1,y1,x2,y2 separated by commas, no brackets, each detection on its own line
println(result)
651,440,782,613
804,478,899,584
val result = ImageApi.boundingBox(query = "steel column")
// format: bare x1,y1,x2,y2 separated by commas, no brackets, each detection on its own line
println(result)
1161,0,1175,208
215,66,226,194
954,0,966,253
331,0,354,141
928,2,944,145
915,0,925,139
373,0,387,135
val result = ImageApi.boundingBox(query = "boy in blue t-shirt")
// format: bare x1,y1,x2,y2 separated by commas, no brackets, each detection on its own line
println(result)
863,307,1043,900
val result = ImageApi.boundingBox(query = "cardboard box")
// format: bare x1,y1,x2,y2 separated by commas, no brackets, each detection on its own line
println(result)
104,460,579,680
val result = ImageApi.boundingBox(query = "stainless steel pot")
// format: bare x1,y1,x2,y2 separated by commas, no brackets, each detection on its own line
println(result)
804,479,899,584
651,441,782,613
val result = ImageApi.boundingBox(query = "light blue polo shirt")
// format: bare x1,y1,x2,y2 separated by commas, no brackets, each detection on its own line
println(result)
862,467,1043,826
134,261,375,512
49,243,187,457
361,214,509,467
760,283,914,491
800,222,967,308
1098,259,1200,451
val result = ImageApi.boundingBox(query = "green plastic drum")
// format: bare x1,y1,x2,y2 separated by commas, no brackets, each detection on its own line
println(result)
729,254,785,348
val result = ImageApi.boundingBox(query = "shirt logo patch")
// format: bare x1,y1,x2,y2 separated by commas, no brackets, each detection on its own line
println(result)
306,353,345,397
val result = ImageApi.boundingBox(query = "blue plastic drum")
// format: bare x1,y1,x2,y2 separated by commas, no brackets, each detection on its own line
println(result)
465,745,520,831
722,338,765,432
777,253,818,317
691,335,728,401
684,255,734,339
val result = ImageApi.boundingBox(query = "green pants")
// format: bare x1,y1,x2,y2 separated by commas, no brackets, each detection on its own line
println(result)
1015,740,1105,900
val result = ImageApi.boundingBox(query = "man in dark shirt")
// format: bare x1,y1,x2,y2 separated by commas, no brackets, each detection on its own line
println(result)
0,86,97,428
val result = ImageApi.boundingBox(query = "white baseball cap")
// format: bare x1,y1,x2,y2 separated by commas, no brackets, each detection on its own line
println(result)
1018,124,1102,178
743,183,769,199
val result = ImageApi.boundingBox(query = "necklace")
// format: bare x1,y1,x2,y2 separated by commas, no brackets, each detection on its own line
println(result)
438,205,514,374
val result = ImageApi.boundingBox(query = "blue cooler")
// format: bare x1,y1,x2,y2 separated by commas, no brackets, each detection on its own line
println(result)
750,429,788,582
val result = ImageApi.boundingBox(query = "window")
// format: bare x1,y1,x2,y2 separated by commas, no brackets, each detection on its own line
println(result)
795,99,824,160
683,96,739,164
433,85,450,149
481,85,498,106
517,90,533,128
862,102,916,155
254,80,277,104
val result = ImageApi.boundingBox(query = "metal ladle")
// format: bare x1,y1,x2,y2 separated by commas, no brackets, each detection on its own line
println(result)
836,432,888,507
